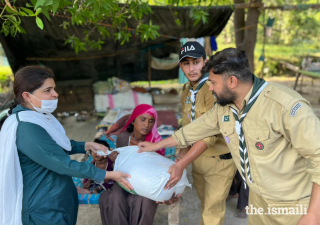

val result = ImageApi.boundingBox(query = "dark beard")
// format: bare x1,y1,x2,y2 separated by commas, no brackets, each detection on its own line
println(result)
212,88,236,106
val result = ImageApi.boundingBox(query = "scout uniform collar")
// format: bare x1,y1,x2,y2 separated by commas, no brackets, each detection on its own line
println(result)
189,73,209,121
188,73,209,91
229,84,253,113
230,75,268,188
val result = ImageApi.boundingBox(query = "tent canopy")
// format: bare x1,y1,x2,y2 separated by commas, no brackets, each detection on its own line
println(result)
0,5,232,82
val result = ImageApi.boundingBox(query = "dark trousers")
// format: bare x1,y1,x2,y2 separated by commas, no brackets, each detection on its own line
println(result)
99,182,158,225
229,170,249,210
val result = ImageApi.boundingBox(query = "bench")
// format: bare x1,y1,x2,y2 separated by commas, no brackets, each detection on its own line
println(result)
280,60,320,102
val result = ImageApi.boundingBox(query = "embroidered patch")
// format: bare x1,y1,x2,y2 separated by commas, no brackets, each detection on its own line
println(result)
290,102,302,117
255,142,264,150
222,115,230,122
185,96,191,104
225,136,230,144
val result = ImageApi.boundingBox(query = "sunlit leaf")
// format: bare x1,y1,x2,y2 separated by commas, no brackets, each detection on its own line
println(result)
36,16,44,29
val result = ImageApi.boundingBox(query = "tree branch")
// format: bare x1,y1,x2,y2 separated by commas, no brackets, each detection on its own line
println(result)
116,0,129,17
4,0,17,12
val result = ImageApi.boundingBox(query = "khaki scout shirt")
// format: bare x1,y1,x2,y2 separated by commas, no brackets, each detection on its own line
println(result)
181,80,230,157
174,82,320,201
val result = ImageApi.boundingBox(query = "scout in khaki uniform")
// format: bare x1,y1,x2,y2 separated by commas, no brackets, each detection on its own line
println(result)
139,48,320,225
176,41,235,225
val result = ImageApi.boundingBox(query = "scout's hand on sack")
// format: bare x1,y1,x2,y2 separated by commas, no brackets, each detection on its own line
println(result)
106,171,133,191
138,141,158,153
138,136,177,153
157,192,181,205
85,142,108,158
108,151,119,163
165,164,184,190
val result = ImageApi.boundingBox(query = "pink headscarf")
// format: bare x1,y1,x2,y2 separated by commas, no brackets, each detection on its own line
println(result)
122,104,165,156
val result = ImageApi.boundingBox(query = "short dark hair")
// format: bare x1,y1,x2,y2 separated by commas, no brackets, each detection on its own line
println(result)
202,48,253,82
93,138,110,149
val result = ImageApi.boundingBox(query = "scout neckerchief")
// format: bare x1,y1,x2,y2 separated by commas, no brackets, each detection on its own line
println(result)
189,73,209,122
230,75,268,189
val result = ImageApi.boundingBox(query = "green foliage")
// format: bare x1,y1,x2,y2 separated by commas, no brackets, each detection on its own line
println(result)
0,0,160,53
217,34,320,77
35,16,43,29
0,66,13,79
190,7,209,25
136,20,160,42
217,0,320,76
0,66,13,93
0,0,231,54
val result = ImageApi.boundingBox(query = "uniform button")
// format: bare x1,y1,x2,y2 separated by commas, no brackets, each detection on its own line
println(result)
224,132,227,134
256,137,259,140
267,91,270,94
217,159,220,162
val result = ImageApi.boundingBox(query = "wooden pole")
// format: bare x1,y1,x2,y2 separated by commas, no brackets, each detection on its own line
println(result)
234,3,320,11
259,4,320,10
148,48,151,89
235,2,263,9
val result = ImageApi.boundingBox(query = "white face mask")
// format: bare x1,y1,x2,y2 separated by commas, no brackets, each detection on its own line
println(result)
29,93,58,114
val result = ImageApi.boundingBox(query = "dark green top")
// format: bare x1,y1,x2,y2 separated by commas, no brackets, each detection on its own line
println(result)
12,105,105,225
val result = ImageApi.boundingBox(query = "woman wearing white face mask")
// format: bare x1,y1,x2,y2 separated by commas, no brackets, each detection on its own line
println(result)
0,66,133,225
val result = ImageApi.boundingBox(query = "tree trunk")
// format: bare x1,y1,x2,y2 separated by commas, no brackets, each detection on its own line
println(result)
243,0,262,72
233,0,262,72
234,0,245,50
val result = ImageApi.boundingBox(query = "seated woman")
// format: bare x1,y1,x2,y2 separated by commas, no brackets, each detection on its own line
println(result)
77,139,115,194
99,104,165,225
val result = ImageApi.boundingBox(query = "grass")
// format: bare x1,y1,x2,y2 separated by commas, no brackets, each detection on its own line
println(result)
130,78,179,87
216,38,320,76
0,66,13,93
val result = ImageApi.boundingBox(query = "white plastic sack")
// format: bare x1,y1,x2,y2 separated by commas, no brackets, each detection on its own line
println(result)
113,146,191,202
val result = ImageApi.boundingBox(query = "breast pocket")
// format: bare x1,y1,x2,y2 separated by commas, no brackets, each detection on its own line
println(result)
196,105,207,116
247,129,270,155
220,125,237,151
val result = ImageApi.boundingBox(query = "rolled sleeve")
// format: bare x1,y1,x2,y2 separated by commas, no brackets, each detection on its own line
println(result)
172,108,220,148
202,136,218,148
283,100,320,185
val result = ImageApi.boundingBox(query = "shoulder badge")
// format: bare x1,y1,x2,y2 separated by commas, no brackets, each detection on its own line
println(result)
290,102,302,117
222,115,230,122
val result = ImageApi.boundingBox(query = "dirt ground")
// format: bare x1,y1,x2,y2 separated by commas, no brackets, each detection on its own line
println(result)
61,76,320,225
